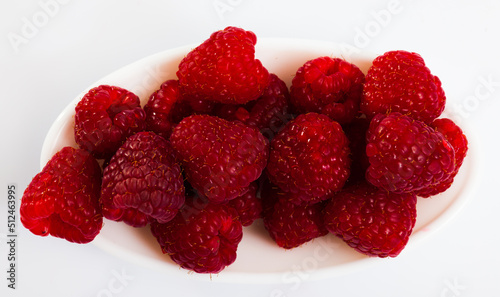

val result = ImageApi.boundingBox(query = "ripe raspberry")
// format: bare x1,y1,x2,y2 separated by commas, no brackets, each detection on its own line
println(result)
74,85,146,159
227,182,262,226
415,118,468,197
101,132,185,227
323,182,417,257
361,50,446,123
143,79,182,139
290,56,365,124
214,73,292,137
150,196,243,274
261,179,328,249
20,147,102,244
170,114,269,204
266,112,350,204
365,112,455,194
177,26,270,104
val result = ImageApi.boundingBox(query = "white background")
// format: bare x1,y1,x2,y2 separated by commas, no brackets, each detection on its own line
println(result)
1,0,499,296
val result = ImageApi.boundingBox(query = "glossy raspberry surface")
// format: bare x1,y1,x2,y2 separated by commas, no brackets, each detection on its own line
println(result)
20,147,103,244
290,56,365,124
323,182,417,257
365,112,455,193
266,112,351,204
170,114,269,204
74,85,146,159
177,26,270,104
361,50,445,124
150,196,243,274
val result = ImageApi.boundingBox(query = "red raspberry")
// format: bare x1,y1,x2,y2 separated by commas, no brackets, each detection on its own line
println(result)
74,85,146,159
20,147,103,244
323,182,417,257
261,179,328,249
361,50,446,124
266,112,351,204
415,118,468,197
143,79,182,139
227,182,262,226
170,114,269,204
150,196,243,274
290,56,365,124
365,112,455,194
100,132,185,227
176,26,270,104
215,73,292,138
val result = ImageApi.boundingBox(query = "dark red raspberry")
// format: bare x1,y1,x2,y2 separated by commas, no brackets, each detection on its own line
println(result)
74,85,146,159
170,114,269,204
20,147,103,244
176,26,270,104
361,50,446,124
227,182,262,226
261,179,328,249
214,73,292,138
100,131,185,227
266,112,351,204
150,196,243,274
415,118,468,197
365,112,455,194
290,56,365,124
323,182,417,257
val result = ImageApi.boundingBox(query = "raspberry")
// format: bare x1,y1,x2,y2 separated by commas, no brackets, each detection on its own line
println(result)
365,112,455,194
266,112,350,204
100,132,185,227
261,179,328,249
177,26,270,104
20,147,103,244
74,85,146,159
227,182,262,226
150,195,243,274
415,118,468,197
170,114,269,204
143,79,182,139
323,182,417,257
290,56,365,124
214,73,292,137
361,50,446,123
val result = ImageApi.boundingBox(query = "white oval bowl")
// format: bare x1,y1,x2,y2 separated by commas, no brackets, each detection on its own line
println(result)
40,38,479,284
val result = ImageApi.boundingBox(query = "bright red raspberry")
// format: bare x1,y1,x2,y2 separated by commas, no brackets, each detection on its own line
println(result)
176,26,270,104
361,50,446,124
290,56,365,124
415,118,468,197
261,179,328,249
266,112,351,204
20,147,103,244
74,85,146,159
150,196,243,274
323,182,417,257
227,182,262,226
100,132,185,227
365,112,455,194
170,115,269,204
214,73,292,138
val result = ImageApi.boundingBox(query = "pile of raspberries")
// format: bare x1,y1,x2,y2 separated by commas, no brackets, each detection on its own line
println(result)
20,27,468,274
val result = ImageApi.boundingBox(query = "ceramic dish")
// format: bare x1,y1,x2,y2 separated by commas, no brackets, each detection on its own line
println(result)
40,38,479,284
